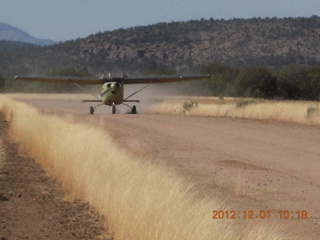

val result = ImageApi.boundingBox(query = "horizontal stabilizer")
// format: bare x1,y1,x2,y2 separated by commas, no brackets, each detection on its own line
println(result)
123,100,140,103
82,100,102,103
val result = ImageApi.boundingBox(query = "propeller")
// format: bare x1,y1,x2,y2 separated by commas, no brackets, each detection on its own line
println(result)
100,87,113,98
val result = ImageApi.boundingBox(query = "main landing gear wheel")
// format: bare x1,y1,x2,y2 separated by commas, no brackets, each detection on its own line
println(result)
112,104,116,114
132,105,137,114
89,106,94,115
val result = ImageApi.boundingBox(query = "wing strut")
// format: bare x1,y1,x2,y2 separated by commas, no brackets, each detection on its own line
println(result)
72,82,101,100
124,83,151,101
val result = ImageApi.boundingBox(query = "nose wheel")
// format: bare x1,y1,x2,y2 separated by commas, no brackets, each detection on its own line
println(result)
112,103,116,114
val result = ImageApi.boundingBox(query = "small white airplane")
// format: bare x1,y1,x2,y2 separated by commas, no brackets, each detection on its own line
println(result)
14,74,210,114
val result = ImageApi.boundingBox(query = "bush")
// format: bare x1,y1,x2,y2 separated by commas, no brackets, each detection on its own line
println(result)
0,74,5,91
233,66,277,98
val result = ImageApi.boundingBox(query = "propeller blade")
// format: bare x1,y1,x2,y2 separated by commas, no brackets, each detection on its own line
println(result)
100,87,113,98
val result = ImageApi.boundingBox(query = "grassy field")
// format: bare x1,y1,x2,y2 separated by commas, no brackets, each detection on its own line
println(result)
0,95,287,240
0,97,6,172
150,97,320,125
0,140,5,174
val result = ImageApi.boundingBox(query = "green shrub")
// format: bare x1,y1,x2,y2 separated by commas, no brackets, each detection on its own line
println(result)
183,101,197,111
236,99,256,108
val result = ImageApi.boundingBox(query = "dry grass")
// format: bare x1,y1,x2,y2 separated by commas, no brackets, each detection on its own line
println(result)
0,99,6,172
0,95,287,240
150,97,320,125
0,140,5,173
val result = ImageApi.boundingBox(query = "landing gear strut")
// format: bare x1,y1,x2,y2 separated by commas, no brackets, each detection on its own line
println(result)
89,103,137,115
89,103,104,115
112,103,116,114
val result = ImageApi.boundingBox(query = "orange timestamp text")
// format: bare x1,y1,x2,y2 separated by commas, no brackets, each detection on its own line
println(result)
212,210,308,220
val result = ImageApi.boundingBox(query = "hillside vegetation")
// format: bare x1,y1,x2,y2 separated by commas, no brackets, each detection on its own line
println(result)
1,16,320,100
1,16,320,76
0,40,35,51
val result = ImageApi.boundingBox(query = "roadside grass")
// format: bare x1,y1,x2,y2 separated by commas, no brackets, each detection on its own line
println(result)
0,140,5,173
0,100,6,173
150,97,320,125
0,95,287,240
0,139,7,202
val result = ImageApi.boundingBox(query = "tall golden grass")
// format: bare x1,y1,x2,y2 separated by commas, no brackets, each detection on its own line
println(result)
150,97,320,125
0,140,5,172
0,95,287,240
0,99,6,171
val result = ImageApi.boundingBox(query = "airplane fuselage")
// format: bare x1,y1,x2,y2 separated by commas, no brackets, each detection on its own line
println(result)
101,82,124,106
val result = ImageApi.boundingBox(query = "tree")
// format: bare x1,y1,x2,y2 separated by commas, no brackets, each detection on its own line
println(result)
276,65,307,99
200,62,239,96
233,66,277,98
47,68,90,77
306,66,320,100
145,68,175,76
0,74,5,91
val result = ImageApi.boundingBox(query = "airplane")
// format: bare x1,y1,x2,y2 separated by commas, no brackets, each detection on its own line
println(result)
14,74,210,114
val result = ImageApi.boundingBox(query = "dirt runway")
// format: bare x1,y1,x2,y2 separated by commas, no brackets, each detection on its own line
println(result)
6,96,320,239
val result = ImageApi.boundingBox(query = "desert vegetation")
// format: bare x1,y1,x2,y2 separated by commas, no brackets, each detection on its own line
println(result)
2,16,320,78
0,95,287,239
0,141,5,202
150,97,320,125
0,128,6,189
0,140,5,172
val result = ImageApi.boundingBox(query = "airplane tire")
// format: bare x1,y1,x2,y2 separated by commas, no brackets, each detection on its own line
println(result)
89,106,94,115
112,104,116,114
132,106,137,114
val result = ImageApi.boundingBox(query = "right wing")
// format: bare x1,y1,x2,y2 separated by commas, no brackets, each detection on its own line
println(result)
14,76,104,85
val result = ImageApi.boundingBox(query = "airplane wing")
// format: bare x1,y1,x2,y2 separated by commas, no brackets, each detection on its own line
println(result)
14,74,210,85
14,76,104,85
121,74,210,84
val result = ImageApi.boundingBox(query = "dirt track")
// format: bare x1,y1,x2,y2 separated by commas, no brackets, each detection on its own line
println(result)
3,96,320,239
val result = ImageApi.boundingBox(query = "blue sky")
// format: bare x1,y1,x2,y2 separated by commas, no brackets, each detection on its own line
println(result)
1,0,320,41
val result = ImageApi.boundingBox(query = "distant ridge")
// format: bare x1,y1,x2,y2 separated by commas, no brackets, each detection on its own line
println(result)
1,16,320,78
0,22,56,46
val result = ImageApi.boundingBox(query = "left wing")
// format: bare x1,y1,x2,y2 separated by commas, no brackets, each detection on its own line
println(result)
14,74,210,85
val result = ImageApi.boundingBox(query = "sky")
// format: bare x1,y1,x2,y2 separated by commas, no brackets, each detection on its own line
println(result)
1,0,320,42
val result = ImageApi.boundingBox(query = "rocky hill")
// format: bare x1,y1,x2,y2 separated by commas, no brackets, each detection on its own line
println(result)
1,16,320,77
0,22,56,46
